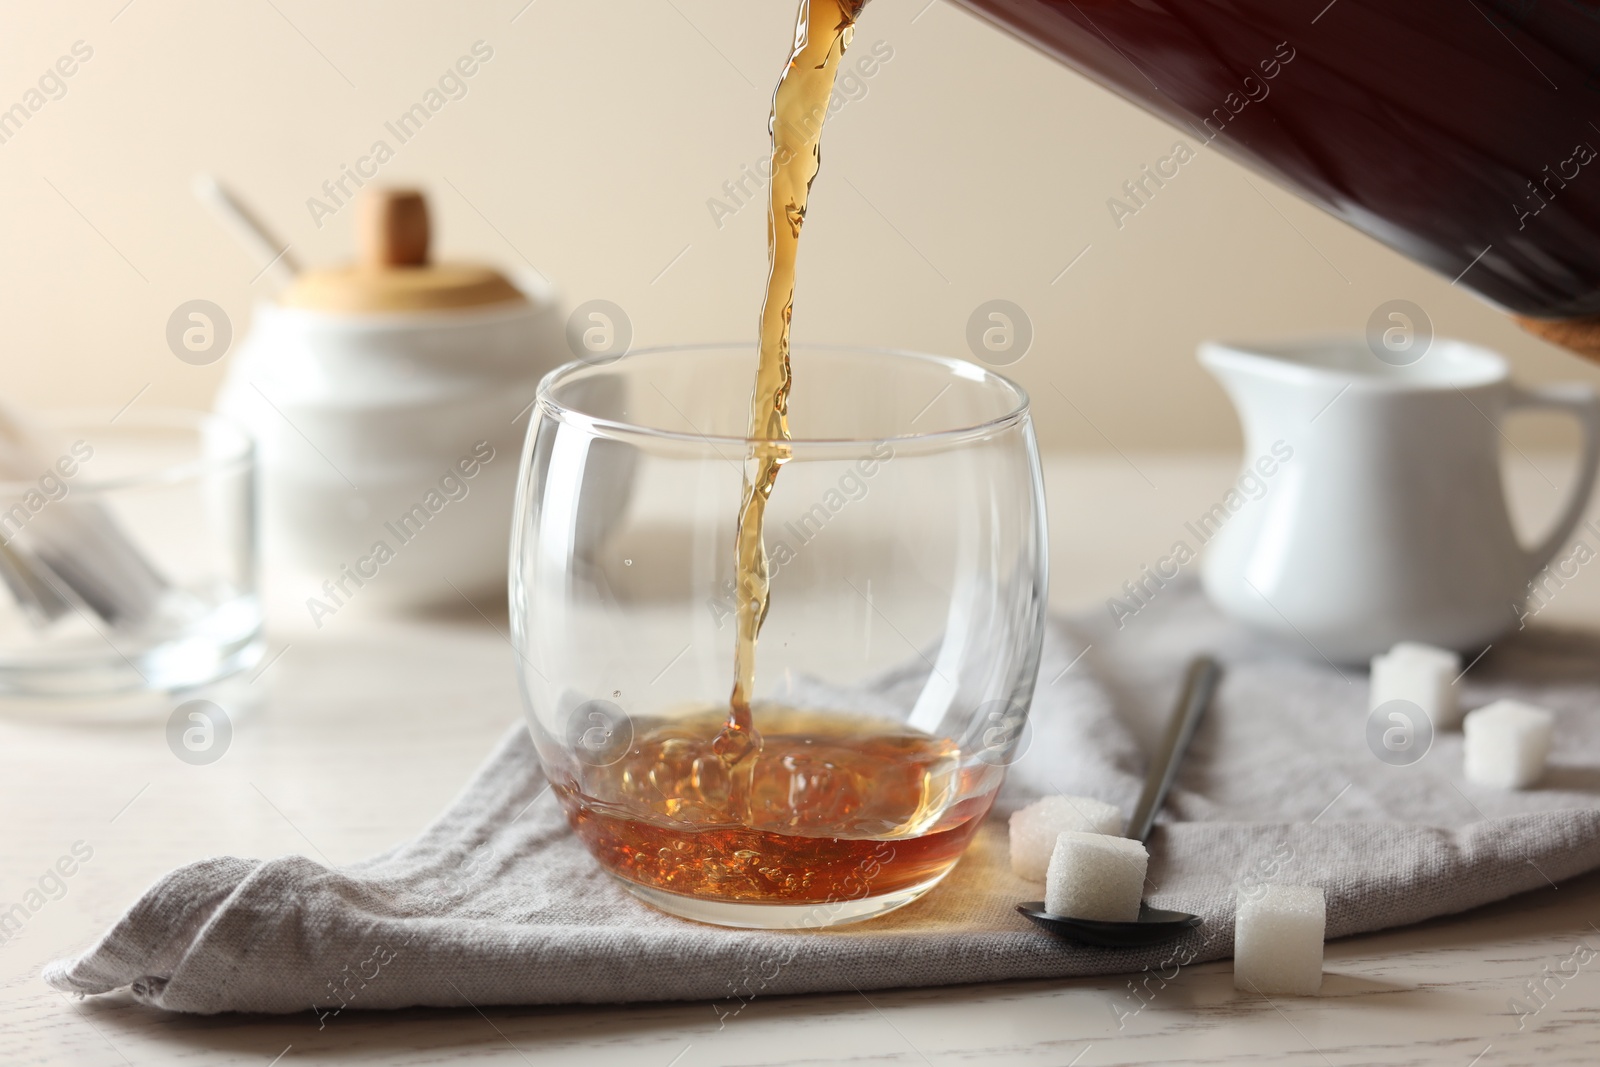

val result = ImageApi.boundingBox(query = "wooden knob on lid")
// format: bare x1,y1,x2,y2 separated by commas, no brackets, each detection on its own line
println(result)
281,186,526,313
358,189,431,268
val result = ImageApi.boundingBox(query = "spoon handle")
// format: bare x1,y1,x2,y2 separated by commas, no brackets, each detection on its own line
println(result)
1126,655,1222,843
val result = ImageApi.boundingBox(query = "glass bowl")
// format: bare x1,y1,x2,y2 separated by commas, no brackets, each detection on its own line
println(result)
0,409,260,699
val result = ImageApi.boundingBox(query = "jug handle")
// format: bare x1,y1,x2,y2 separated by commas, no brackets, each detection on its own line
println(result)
1508,382,1600,575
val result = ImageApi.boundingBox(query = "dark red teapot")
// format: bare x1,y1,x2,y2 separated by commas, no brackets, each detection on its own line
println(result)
954,0,1600,358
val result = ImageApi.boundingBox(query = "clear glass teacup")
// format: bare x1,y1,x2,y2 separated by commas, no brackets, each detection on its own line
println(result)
511,344,1047,928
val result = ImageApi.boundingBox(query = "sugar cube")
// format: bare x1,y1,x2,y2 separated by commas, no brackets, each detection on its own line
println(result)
1371,641,1462,729
1464,699,1554,789
1234,884,1325,995
1009,794,1124,881
1044,830,1148,921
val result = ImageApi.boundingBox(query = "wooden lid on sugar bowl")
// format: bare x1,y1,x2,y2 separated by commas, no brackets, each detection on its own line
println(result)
281,188,527,313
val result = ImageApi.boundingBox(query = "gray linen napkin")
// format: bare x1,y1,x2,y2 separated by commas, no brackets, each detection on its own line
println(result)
45,580,1600,1015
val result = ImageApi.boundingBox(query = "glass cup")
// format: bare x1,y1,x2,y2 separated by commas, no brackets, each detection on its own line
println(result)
0,409,261,700
511,344,1047,928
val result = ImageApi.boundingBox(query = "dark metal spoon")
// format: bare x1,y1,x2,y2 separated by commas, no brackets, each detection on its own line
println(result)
1017,655,1221,947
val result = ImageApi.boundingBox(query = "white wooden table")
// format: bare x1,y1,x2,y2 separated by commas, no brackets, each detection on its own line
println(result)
4,452,1599,1066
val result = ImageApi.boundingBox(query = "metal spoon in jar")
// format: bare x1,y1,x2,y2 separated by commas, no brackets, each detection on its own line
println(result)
1016,655,1220,947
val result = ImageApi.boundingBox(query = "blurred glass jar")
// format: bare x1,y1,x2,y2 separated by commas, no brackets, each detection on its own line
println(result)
511,344,1048,928
0,410,260,698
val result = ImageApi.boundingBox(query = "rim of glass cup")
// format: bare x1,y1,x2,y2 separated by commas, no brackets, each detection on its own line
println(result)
536,342,1032,451
0,408,254,496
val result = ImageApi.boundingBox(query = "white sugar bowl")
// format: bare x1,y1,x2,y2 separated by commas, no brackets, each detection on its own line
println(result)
216,189,566,614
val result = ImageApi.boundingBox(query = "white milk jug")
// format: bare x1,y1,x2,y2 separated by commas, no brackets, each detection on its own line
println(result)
1199,338,1600,662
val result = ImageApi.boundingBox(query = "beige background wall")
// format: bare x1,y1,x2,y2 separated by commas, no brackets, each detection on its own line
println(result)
3,0,1597,451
